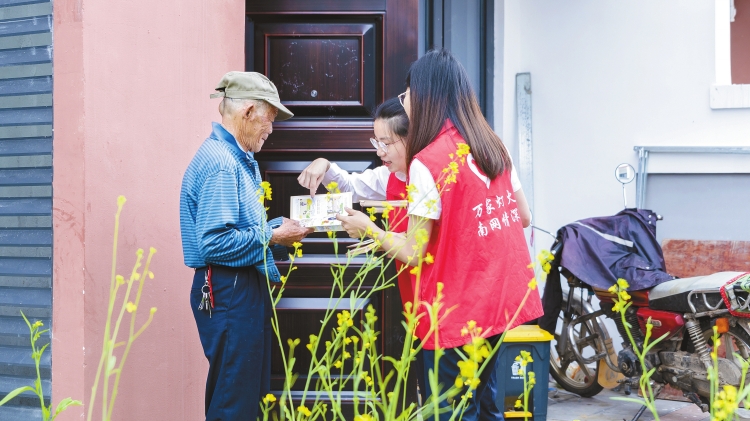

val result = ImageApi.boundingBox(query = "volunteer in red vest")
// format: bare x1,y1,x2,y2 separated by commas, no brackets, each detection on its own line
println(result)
337,49,544,421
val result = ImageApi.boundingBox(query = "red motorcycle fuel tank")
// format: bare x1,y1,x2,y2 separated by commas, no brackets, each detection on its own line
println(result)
636,308,685,340
594,287,650,306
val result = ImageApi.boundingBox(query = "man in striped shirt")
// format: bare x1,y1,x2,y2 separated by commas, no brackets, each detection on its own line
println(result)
180,72,310,421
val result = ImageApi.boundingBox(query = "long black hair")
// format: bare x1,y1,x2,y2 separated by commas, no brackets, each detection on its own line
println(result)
373,97,408,139
405,49,510,179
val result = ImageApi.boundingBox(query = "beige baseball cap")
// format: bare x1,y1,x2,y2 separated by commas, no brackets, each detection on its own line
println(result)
210,71,294,121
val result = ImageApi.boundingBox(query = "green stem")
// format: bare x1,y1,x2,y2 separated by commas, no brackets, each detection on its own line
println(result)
107,248,155,420
88,197,125,421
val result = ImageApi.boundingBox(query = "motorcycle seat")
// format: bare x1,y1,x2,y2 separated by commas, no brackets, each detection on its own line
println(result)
648,271,745,313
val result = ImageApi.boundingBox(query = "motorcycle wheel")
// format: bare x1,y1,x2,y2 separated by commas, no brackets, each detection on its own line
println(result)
549,303,604,397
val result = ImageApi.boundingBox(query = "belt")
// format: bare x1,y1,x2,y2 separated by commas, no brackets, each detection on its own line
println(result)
194,264,253,272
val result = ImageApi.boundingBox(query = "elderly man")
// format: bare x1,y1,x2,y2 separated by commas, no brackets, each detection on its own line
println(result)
180,71,310,421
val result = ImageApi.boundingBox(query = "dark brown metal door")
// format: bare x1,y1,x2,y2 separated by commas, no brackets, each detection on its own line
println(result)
246,0,418,412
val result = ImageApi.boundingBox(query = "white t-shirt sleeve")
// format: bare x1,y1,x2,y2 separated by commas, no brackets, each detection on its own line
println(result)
322,162,390,202
407,158,442,220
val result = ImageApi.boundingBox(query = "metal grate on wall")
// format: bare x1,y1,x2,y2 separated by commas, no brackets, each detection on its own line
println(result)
0,0,52,419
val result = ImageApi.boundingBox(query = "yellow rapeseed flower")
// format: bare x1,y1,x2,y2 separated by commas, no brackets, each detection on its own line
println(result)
326,181,341,194
456,143,471,157
258,181,272,203
262,393,276,404
382,202,394,220
297,405,312,417
414,228,429,246
126,302,137,313
405,184,419,203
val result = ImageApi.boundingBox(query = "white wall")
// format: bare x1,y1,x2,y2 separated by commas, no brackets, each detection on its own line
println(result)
500,0,750,242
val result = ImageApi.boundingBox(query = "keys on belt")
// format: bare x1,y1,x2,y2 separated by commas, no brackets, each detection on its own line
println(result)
197,265,214,317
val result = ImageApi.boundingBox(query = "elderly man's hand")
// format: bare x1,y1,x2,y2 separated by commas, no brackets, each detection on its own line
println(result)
271,217,313,247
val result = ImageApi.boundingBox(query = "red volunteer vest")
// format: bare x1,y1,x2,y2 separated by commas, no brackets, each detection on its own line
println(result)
412,120,543,350
386,173,415,311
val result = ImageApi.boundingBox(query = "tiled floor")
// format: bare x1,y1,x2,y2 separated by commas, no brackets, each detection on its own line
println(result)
546,384,710,421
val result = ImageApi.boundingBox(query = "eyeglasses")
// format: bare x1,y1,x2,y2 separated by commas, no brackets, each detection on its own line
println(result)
398,91,407,108
370,137,400,152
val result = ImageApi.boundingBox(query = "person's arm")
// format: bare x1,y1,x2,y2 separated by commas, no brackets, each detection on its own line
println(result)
514,189,532,228
194,170,273,266
298,158,389,201
337,158,439,265
336,209,432,265
509,163,532,227
270,217,313,247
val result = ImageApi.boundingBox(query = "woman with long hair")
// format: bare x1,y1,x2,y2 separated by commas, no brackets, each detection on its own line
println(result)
338,49,543,420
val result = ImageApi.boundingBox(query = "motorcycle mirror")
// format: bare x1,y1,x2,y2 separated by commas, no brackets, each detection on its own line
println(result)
615,163,636,185
615,163,636,208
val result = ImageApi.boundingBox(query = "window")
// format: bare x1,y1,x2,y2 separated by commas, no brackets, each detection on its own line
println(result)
711,0,750,108
732,0,750,83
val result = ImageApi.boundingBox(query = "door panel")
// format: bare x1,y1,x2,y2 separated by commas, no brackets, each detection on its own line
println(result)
257,21,378,113
247,0,418,410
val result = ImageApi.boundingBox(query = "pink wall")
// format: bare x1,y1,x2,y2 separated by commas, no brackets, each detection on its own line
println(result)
52,0,245,419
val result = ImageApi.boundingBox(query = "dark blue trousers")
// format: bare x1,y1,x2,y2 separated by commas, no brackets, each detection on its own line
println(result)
191,265,272,421
421,334,504,421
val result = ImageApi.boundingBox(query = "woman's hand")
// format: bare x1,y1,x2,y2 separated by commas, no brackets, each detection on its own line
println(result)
336,207,379,239
297,158,330,197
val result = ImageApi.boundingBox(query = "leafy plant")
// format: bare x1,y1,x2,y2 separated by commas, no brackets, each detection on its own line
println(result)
0,312,82,420
608,278,668,420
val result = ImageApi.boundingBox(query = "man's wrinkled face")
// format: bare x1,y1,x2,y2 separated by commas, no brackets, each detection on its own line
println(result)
238,101,278,153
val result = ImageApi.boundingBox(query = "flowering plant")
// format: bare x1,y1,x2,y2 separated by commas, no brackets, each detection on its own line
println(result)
0,313,82,420
87,196,158,421
256,142,542,421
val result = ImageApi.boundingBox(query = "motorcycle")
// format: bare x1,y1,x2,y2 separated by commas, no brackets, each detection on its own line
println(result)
540,163,750,415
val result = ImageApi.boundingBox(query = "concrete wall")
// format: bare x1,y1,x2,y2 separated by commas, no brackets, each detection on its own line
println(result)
52,0,244,419
500,0,750,250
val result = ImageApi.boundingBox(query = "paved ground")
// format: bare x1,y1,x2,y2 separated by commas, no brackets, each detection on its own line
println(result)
546,383,710,421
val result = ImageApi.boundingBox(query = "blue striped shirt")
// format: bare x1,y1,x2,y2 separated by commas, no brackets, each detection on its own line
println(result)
180,123,280,282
